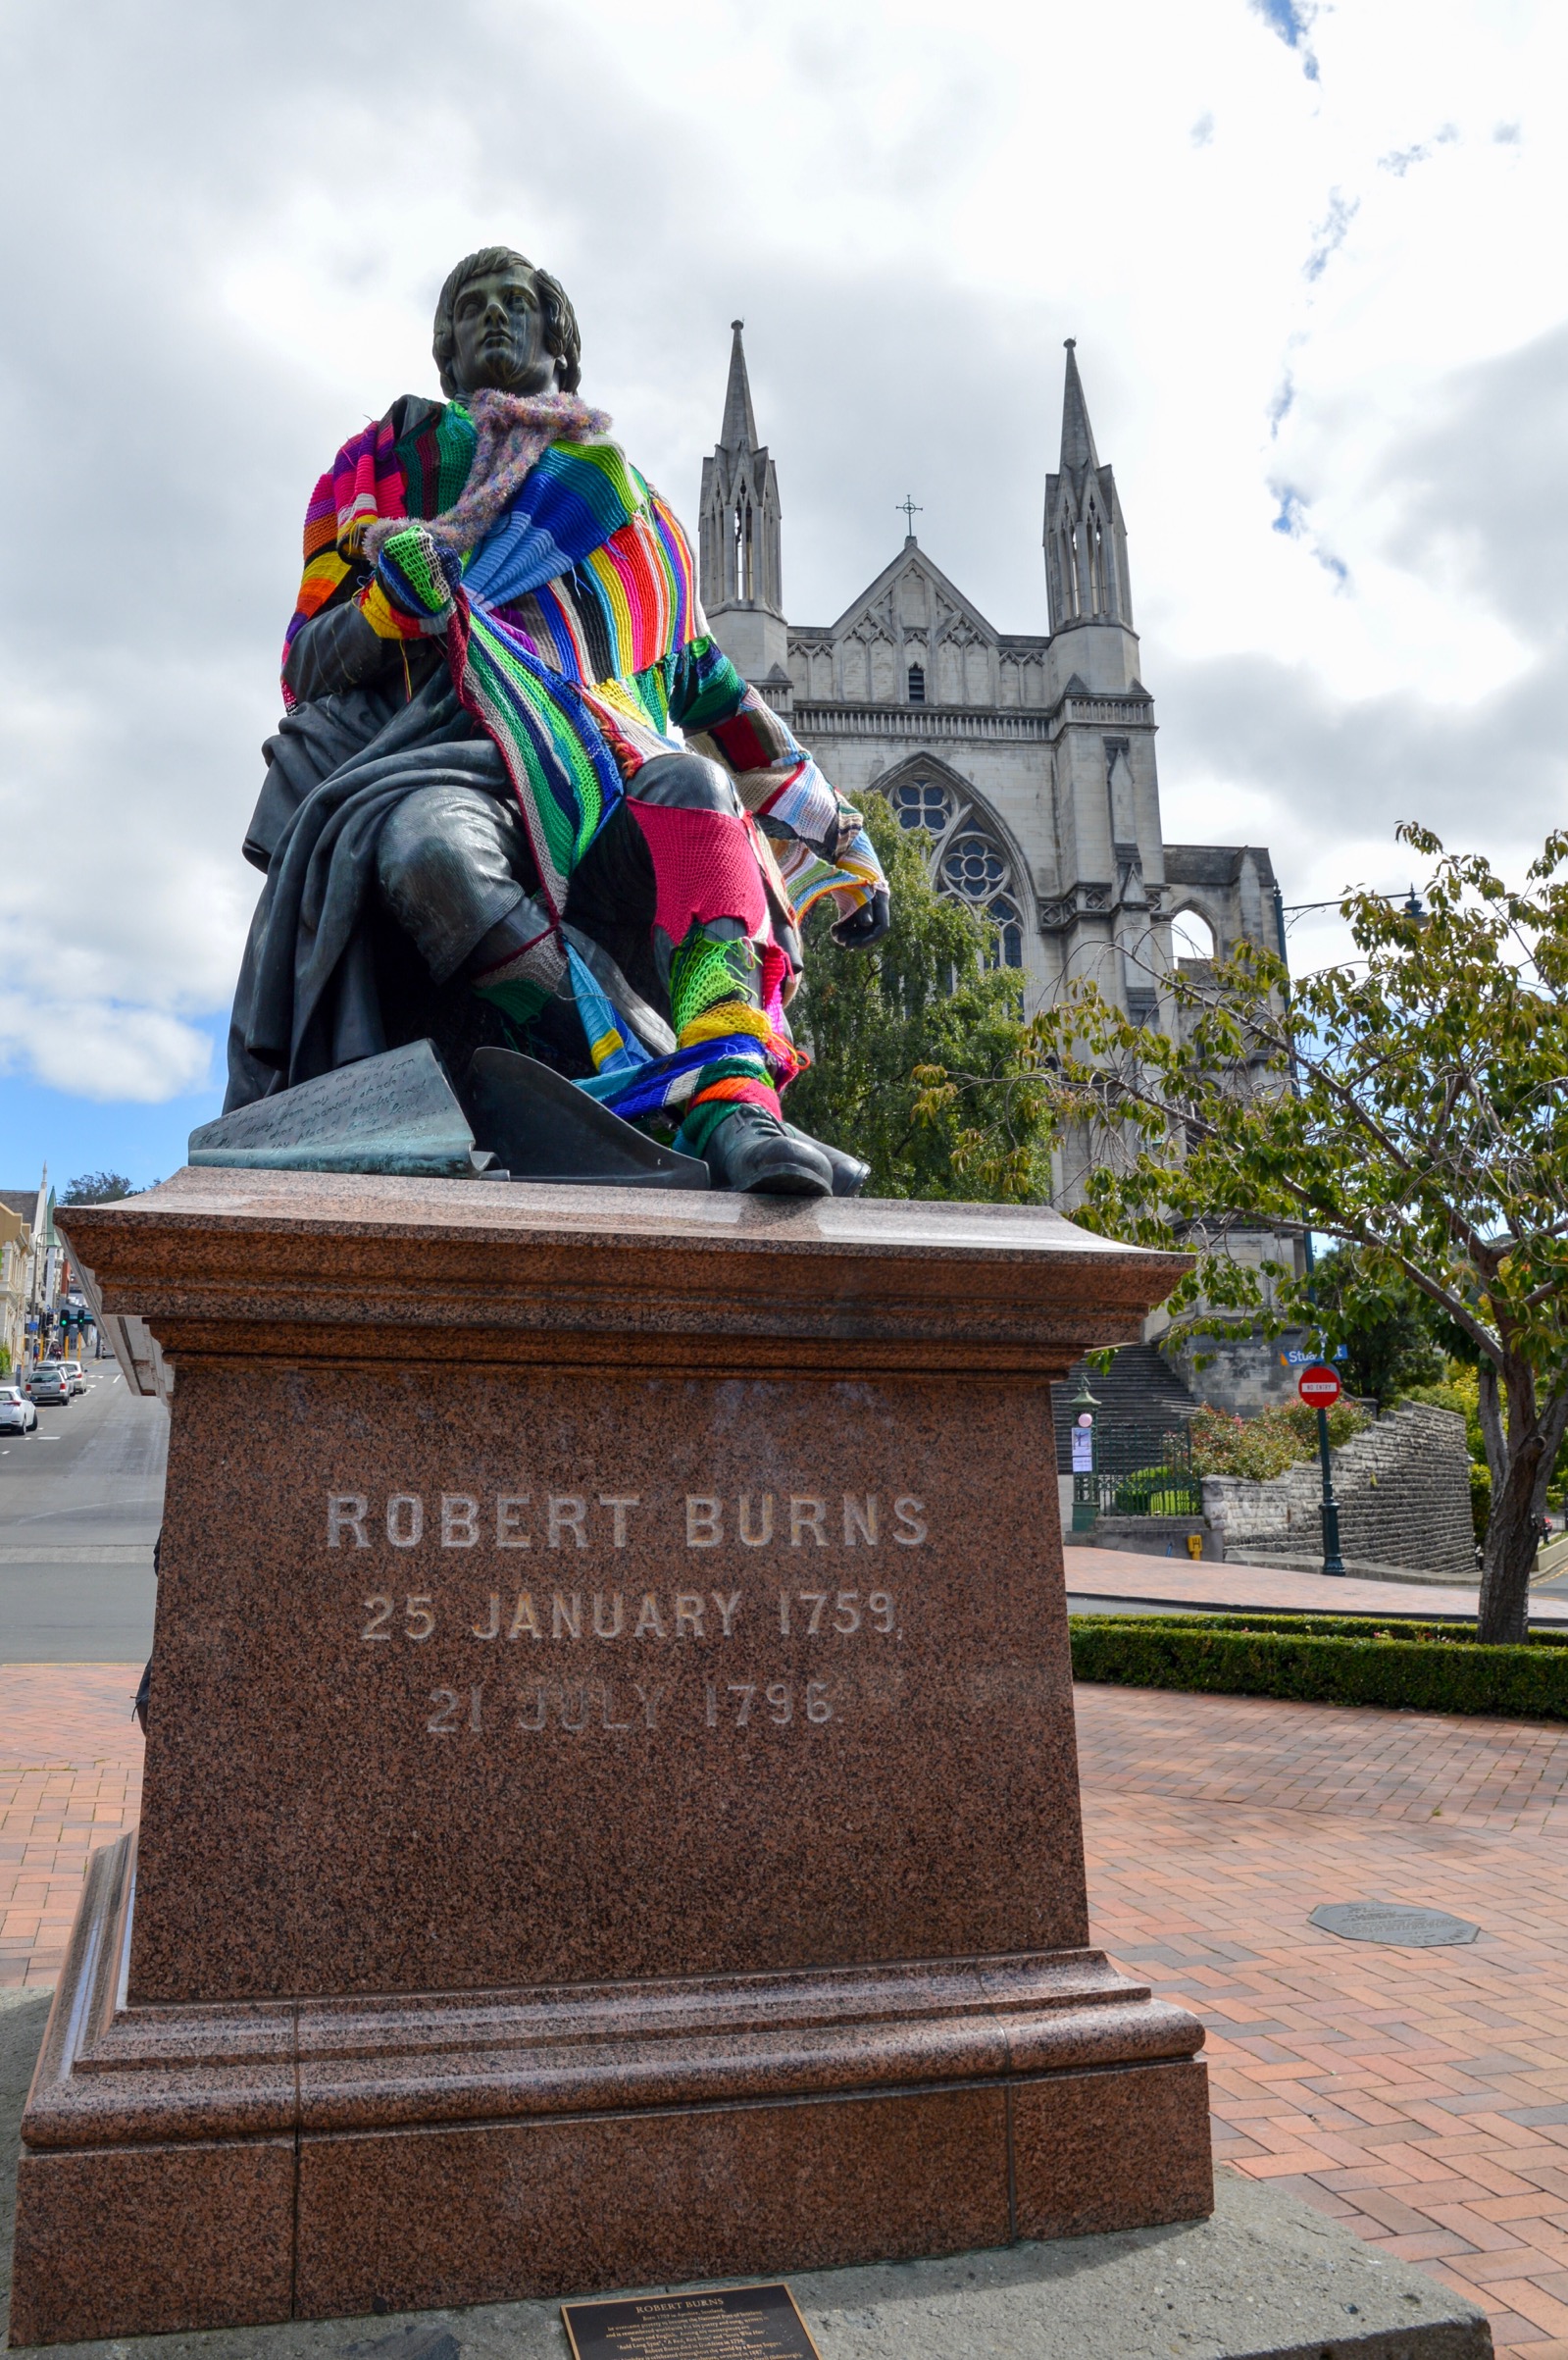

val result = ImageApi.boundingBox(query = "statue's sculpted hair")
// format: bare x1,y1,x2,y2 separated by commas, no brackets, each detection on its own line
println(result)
431,246,582,398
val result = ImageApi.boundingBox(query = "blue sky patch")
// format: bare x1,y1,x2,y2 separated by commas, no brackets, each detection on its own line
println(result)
1248,0,1320,79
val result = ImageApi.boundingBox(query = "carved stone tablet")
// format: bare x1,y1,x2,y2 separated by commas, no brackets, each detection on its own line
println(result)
563,2284,822,2360
1311,1901,1480,1947
189,1041,484,1178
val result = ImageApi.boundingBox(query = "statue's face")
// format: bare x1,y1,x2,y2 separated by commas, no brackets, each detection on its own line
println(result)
448,262,561,399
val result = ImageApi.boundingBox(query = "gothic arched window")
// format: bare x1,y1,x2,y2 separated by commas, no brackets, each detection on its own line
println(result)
888,778,1025,970
907,661,926,704
986,897,1025,970
732,496,754,600
1172,906,1216,961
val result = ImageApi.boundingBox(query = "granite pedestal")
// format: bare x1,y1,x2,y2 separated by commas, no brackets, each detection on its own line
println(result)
13,1172,1209,2345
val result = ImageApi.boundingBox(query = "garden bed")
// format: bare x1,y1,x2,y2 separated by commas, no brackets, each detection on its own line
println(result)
1069,1611,1568,1719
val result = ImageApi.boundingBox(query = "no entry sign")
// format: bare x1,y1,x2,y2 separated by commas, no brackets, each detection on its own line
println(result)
1298,1363,1342,1409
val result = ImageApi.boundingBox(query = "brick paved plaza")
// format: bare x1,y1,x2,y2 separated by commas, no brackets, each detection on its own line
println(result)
1086,1686,1568,2355
9,1664,1568,2352
0,1664,142,1988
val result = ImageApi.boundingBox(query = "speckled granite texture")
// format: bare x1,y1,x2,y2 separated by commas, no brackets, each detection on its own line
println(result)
0,1978,1479,2357
13,1174,1207,2343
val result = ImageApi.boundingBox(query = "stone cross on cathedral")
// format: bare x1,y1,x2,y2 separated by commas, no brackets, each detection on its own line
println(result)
897,493,923,538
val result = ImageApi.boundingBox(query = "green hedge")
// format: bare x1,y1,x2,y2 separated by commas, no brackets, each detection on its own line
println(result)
1069,1612,1568,1719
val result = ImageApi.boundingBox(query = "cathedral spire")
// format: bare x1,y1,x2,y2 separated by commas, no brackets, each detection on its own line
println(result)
719,319,760,452
1043,339,1134,635
1057,337,1100,477
698,321,787,684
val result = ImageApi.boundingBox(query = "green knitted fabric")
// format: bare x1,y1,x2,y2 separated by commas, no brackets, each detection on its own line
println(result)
669,930,757,1034
473,972,550,1031
678,1097,746,1156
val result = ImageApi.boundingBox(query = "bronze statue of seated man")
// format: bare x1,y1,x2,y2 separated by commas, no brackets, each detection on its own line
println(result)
225,245,888,1195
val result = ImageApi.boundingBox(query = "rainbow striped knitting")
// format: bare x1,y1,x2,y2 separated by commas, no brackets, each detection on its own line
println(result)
281,394,886,998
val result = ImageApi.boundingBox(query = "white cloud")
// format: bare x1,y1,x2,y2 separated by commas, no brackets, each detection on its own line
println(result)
0,0,1565,1104
0,996,214,1103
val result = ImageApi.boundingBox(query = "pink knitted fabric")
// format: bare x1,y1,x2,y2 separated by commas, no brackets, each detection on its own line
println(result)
627,803,769,944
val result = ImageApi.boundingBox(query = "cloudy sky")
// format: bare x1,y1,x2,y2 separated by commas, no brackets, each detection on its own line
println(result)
1,0,1564,1187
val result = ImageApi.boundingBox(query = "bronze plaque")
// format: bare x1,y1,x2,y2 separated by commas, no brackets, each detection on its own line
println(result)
561,2283,823,2360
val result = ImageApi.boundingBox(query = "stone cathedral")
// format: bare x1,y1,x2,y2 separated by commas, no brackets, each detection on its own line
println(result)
697,323,1280,1035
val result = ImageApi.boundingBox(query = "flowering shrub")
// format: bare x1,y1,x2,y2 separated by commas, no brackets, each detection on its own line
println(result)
1188,1400,1368,1483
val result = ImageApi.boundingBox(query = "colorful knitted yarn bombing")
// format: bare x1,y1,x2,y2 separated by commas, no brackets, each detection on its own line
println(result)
280,395,890,989
626,802,768,947
677,666,885,927
283,401,478,694
670,932,786,1155
574,934,802,1140
453,604,626,989
357,526,462,643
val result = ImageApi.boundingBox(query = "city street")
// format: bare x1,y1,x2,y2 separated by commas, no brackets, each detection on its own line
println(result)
0,1364,160,1660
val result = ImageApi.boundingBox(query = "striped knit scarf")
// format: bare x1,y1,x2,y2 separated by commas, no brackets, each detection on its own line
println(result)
361,389,608,562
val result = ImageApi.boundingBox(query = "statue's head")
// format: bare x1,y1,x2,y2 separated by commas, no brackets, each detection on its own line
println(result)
432,246,582,401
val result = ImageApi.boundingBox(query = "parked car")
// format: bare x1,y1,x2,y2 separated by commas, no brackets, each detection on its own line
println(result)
0,1387,37,1434
60,1360,85,1395
25,1367,71,1406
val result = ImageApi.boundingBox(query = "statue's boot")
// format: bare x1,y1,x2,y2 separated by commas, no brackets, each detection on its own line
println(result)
783,1123,869,1198
702,1105,833,1197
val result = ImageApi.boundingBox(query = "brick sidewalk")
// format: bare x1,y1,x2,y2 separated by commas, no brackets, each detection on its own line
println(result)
0,1664,142,1988
1065,1541,1568,1622
1083,1684,1568,2355
9,1667,1568,2349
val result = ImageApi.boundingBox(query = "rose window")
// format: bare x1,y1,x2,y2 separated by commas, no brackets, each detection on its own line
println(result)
887,780,1024,969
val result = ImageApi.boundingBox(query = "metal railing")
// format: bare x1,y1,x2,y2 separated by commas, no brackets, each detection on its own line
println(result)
1071,1424,1201,1520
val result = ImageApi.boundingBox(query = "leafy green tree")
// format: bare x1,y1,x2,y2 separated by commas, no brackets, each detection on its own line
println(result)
62,1172,134,1205
1311,1245,1446,1407
932,824,1568,1643
786,795,1057,1202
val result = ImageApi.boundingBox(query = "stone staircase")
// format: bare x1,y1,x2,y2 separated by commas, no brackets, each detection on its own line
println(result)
1052,1344,1198,1474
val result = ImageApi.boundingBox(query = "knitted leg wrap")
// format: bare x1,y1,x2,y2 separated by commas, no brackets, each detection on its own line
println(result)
468,898,562,1033
471,942,551,1032
473,972,550,1030
669,925,783,1154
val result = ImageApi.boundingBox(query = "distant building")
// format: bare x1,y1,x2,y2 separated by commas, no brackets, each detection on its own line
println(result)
0,1173,55,1370
0,1202,26,1374
696,326,1280,1056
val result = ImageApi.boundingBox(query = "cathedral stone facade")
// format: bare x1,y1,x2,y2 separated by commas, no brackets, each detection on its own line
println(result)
696,322,1280,1044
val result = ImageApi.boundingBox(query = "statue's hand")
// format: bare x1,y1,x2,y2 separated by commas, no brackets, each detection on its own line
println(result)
831,889,891,951
360,524,463,640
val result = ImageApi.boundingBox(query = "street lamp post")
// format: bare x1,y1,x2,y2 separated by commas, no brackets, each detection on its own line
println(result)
1274,884,1346,1579
1069,1375,1101,1535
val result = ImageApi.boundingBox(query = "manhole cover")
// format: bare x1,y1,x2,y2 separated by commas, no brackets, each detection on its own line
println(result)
1310,1901,1480,1948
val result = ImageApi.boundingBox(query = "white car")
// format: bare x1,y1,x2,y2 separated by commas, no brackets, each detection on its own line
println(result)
60,1360,85,1395
0,1387,38,1434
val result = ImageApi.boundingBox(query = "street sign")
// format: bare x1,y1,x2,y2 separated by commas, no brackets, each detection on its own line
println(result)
1298,1364,1341,1409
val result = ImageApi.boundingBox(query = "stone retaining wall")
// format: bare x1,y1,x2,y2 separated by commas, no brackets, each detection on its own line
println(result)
1201,1401,1475,1579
